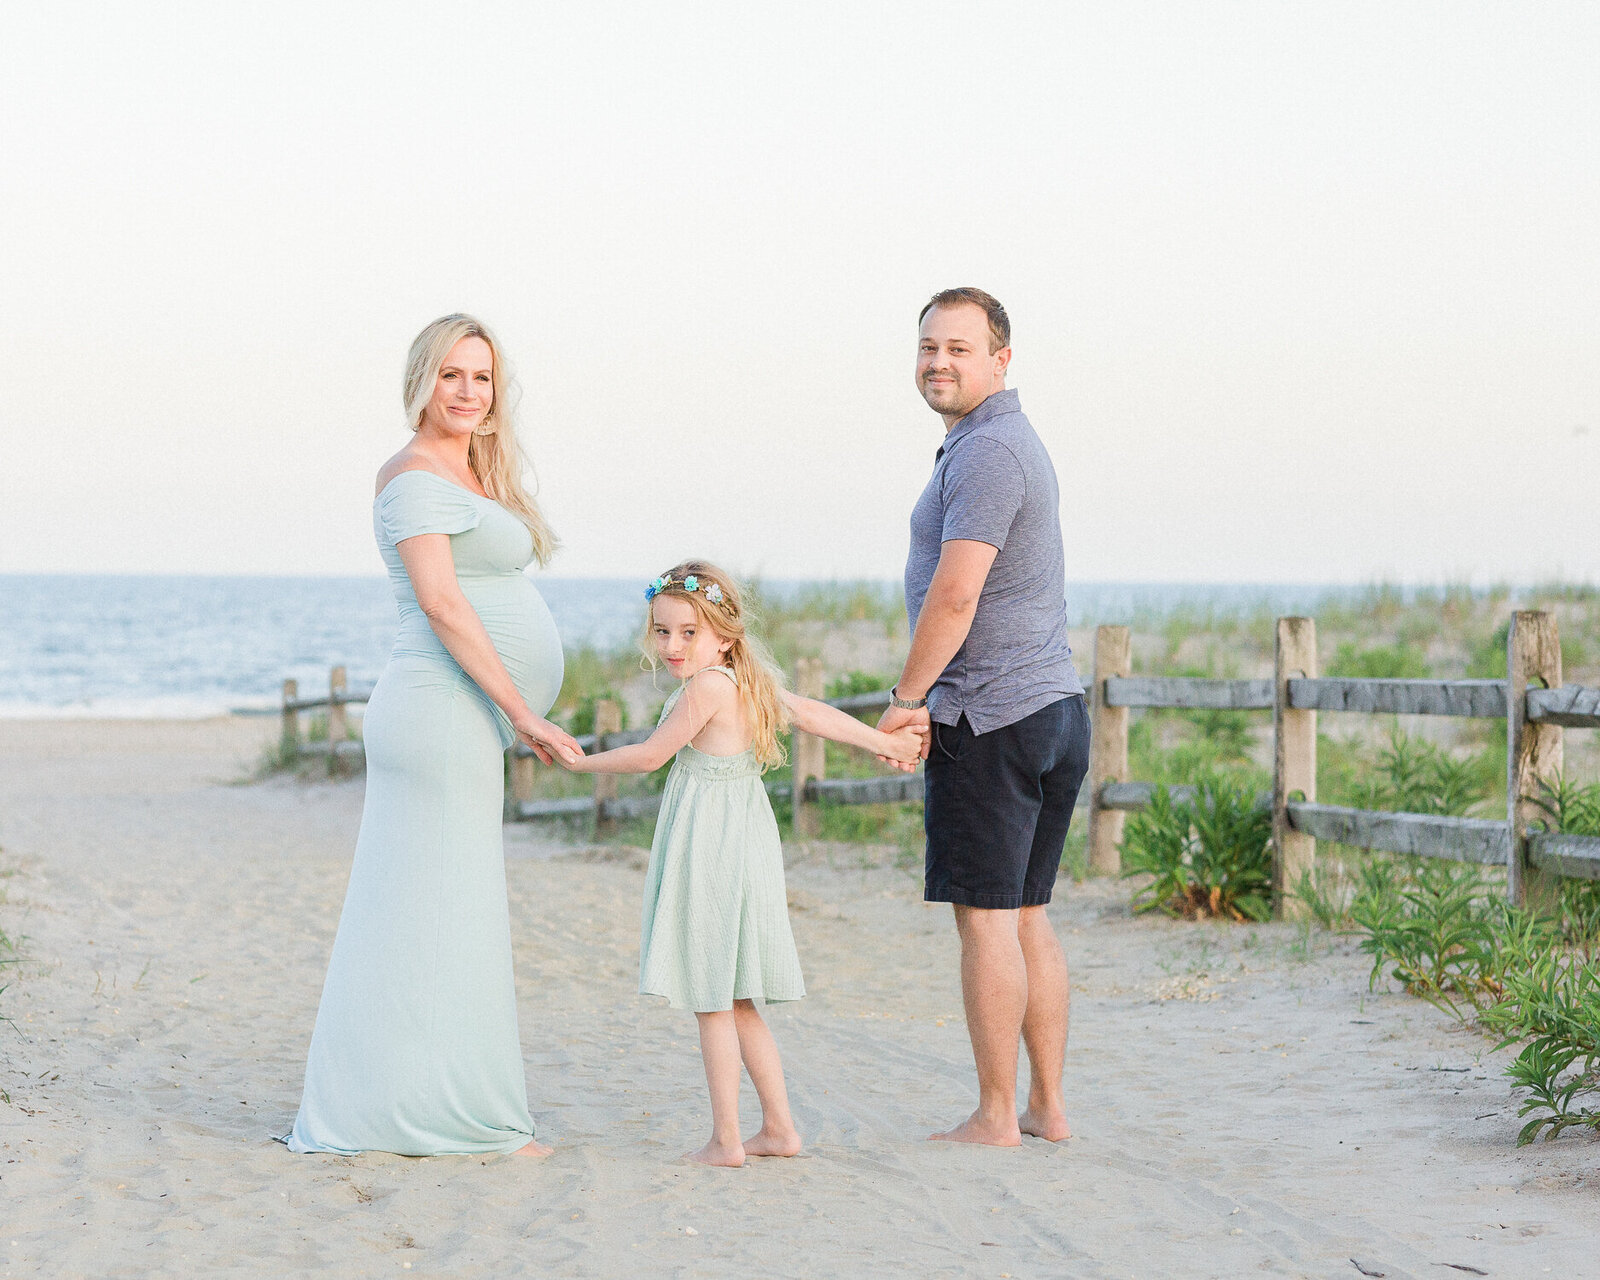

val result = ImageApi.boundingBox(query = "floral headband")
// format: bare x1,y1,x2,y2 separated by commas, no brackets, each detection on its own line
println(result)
645,571,733,614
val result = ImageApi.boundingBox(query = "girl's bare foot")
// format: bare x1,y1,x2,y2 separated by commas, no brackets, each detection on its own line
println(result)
513,1139,554,1158
741,1125,802,1157
1018,1107,1071,1142
685,1139,745,1167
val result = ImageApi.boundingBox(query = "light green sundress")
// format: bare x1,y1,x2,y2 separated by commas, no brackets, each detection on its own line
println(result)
639,668,806,1013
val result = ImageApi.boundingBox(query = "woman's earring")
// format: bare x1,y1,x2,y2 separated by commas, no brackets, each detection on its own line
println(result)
473,413,497,437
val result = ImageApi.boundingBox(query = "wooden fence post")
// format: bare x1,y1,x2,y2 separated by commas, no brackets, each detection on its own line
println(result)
509,748,536,820
1087,626,1131,875
1273,617,1317,919
792,658,826,838
280,678,300,756
326,666,349,776
1508,611,1562,909
592,699,623,835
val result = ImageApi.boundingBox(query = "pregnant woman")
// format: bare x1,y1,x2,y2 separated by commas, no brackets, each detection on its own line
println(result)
286,314,582,1157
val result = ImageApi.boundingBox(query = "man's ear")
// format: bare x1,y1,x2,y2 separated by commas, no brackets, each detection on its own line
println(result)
993,345,1013,381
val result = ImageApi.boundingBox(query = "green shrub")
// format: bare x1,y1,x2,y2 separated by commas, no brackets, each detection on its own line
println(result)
1349,860,1505,1018
1181,708,1255,761
1466,622,1511,680
1120,779,1273,922
1480,949,1600,1145
1526,775,1600,945
1128,716,1268,794
1327,641,1430,680
1528,774,1600,837
1348,852,1600,1145
1349,729,1498,817
825,670,894,700
814,800,924,852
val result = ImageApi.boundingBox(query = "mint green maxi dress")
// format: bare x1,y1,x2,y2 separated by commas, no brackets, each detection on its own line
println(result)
286,471,562,1156
638,670,806,1013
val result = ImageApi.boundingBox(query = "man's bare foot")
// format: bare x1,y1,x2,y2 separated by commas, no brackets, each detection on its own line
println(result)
929,1110,1022,1147
513,1139,554,1158
685,1139,745,1168
741,1124,802,1157
1018,1107,1071,1142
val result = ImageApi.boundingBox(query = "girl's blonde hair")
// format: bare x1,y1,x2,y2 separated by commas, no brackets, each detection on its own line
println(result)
646,561,790,769
402,313,558,567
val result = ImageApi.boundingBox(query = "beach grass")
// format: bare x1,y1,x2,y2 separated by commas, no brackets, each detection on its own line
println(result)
0,862,20,1084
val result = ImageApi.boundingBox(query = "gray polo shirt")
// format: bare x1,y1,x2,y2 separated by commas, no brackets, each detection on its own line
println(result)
904,387,1083,734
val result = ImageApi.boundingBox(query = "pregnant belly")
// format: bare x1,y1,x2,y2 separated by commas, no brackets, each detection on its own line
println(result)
392,576,564,723
474,587,565,720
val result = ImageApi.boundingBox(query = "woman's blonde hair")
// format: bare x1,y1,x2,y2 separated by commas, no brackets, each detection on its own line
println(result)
402,313,558,567
645,561,790,770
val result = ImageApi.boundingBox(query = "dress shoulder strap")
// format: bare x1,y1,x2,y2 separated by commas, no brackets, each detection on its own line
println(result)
697,665,738,686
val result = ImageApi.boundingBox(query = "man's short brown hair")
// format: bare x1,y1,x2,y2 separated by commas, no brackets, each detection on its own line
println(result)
919,287,1010,354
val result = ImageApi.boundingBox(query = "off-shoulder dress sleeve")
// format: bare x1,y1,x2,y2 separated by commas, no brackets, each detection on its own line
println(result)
376,472,483,545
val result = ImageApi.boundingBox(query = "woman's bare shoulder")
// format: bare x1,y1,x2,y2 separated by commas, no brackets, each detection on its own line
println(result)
375,447,435,498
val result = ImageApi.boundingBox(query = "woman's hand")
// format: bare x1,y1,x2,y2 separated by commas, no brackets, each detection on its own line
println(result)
515,714,585,767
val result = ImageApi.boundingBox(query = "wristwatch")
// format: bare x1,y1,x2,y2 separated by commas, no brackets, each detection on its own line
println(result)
889,686,928,710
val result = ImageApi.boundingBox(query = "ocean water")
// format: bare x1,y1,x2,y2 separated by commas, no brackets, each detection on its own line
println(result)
0,574,1357,718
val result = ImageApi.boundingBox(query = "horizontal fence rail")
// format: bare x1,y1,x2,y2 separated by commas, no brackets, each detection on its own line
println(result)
516,768,924,824
1097,781,1268,811
1103,677,1273,710
1287,677,1508,719
1526,685,1600,728
1285,803,1512,865
1527,832,1600,881
283,687,375,714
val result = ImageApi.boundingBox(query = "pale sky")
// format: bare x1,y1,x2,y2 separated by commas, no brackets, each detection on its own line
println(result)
3,2,1596,583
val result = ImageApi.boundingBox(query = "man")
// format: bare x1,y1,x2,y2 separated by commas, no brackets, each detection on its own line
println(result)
878,288,1090,1147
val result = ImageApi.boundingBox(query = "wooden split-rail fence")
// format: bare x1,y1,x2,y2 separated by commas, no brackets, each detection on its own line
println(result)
1086,609,1598,912
278,657,916,839
280,609,1598,915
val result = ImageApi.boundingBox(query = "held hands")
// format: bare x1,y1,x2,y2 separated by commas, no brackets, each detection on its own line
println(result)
881,723,929,771
876,703,932,771
514,713,585,767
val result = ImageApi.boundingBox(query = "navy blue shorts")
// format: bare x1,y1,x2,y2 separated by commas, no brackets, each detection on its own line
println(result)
923,695,1091,909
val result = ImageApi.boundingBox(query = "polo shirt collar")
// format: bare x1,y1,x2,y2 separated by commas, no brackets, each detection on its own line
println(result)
937,388,1020,459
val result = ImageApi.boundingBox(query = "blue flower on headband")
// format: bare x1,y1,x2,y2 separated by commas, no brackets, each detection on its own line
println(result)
645,576,666,601
684,575,699,592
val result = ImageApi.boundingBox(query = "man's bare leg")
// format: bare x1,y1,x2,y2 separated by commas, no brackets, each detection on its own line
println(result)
1016,904,1071,1140
930,904,1025,1146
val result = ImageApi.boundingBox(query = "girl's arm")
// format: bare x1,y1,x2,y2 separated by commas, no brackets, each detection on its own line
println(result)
397,534,583,765
780,691,925,768
564,670,738,775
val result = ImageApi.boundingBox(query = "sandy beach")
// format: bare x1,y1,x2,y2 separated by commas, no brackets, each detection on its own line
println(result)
1,717,1594,1279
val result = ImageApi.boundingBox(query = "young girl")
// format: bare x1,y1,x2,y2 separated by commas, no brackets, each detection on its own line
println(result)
562,561,926,1167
